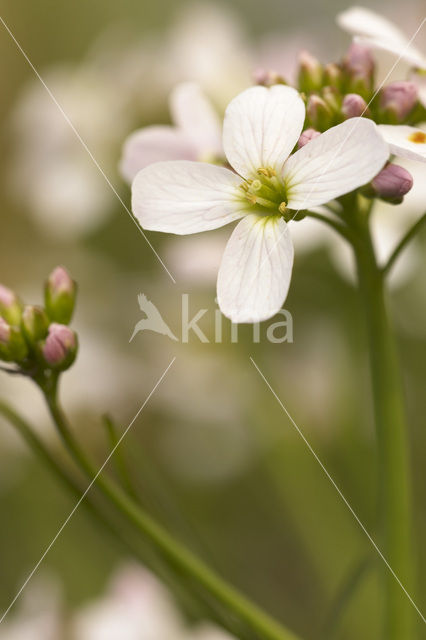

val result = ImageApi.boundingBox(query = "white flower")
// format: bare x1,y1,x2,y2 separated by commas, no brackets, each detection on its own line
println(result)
120,83,222,184
377,124,426,163
337,6,426,71
132,85,388,323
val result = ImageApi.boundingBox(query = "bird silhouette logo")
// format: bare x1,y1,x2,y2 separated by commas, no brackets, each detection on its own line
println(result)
129,294,178,342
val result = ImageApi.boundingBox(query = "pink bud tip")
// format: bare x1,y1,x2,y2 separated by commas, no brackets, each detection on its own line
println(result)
48,266,74,294
341,93,368,118
371,164,413,199
344,43,374,74
297,128,321,148
380,82,418,120
0,317,11,343
0,285,16,308
43,323,76,366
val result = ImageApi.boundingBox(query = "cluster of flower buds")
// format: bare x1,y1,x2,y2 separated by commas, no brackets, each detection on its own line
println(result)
0,266,78,375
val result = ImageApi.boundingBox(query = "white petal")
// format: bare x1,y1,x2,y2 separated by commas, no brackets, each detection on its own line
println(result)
378,125,426,162
217,214,294,323
222,85,305,180
337,7,408,45
354,36,426,71
283,118,389,209
169,82,223,156
132,161,247,235
120,126,197,183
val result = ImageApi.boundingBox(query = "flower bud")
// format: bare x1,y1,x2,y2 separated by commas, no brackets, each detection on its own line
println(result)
323,63,343,89
42,323,78,370
0,317,28,362
297,128,321,148
22,305,49,345
343,43,374,99
0,284,22,326
298,50,323,93
379,82,418,123
306,95,333,130
365,164,413,204
341,93,369,119
45,266,77,325
253,68,285,87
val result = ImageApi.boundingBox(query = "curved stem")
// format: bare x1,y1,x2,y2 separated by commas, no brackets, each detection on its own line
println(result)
382,212,426,276
304,210,355,242
350,210,415,639
41,384,301,640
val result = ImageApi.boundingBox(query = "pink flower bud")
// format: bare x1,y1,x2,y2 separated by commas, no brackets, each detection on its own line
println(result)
0,317,10,344
371,164,413,200
343,43,374,78
307,95,333,130
298,50,323,92
0,284,22,325
252,68,285,87
43,323,77,369
45,266,77,325
341,93,368,118
380,82,418,122
297,128,321,148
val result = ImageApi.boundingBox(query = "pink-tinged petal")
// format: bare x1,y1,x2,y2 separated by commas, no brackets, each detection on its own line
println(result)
120,126,197,184
132,161,247,235
378,125,426,162
354,36,426,71
223,85,305,179
217,214,294,323
283,118,389,209
169,82,222,156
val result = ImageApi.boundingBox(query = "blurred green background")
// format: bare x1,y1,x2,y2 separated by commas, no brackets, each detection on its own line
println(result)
0,0,425,638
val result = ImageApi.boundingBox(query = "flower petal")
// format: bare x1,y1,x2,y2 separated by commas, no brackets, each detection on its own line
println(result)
354,36,426,70
217,214,294,323
120,126,197,183
337,7,408,45
283,118,389,209
222,85,305,179
378,125,426,162
170,82,223,157
132,161,247,235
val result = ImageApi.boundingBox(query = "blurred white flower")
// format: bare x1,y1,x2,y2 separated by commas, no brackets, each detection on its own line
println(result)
120,83,222,184
132,85,388,322
72,564,238,640
337,6,426,71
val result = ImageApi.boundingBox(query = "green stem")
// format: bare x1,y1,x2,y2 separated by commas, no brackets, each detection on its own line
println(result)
382,212,426,276
41,383,301,640
350,208,415,639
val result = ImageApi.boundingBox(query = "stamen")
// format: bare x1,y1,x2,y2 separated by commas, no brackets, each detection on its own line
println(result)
408,131,426,144
278,202,288,214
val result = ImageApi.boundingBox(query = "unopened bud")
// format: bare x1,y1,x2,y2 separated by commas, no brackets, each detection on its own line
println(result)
323,63,343,89
0,317,28,362
0,284,22,326
45,266,77,325
297,128,321,148
307,95,333,130
365,164,413,204
253,68,285,87
298,50,323,93
42,323,78,370
341,93,369,119
343,43,374,99
379,82,418,123
22,305,49,345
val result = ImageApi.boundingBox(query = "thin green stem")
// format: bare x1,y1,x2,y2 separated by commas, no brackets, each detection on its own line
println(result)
382,212,426,276
304,210,355,243
41,384,301,640
350,209,415,639
102,413,139,502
